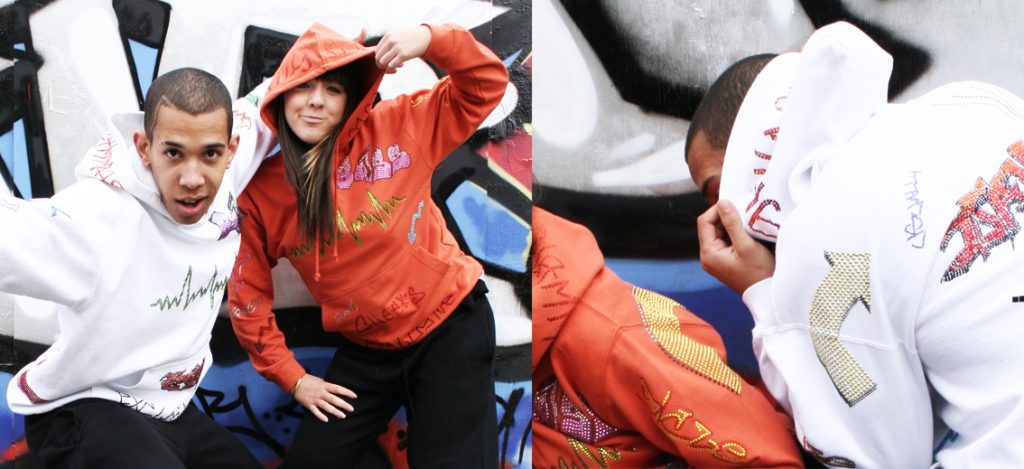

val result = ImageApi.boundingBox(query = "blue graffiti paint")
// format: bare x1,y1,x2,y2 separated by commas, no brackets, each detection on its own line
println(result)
0,373,19,453
503,49,523,67
606,257,724,294
446,182,529,273
495,381,532,468
128,39,159,99
193,346,334,463
0,120,32,198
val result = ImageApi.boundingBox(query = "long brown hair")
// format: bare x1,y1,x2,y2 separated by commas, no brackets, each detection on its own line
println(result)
276,66,361,243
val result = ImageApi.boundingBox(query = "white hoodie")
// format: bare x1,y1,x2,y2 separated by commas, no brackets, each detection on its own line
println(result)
721,22,1024,467
1,82,275,421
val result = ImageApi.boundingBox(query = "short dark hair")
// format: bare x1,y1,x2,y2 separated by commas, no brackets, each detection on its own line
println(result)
685,54,776,161
143,67,233,139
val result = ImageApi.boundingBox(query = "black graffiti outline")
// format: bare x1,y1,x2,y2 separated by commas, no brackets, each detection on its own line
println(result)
194,385,289,457
0,0,56,198
797,0,930,99
496,386,531,468
112,0,171,110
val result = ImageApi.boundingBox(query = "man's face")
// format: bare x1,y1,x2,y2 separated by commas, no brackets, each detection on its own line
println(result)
686,130,726,205
135,105,238,224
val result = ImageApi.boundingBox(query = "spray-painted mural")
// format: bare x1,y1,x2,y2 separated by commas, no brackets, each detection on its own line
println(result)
534,0,1024,400
0,0,531,467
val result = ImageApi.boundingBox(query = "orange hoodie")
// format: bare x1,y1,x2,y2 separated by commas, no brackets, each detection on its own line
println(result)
532,208,802,468
228,23,508,392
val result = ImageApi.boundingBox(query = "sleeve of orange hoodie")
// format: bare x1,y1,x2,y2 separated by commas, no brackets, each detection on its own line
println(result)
381,23,508,168
572,296,802,467
228,190,306,393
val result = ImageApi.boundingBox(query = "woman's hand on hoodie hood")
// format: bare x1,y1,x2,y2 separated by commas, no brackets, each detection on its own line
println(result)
374,25,432,74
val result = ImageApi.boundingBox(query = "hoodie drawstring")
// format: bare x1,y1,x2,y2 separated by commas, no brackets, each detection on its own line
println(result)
333,165,340,260
317,161,345,282
315,155,343,283
314,231,321,282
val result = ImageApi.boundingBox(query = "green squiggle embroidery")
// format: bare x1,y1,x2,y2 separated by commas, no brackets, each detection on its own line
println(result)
151,266,230,312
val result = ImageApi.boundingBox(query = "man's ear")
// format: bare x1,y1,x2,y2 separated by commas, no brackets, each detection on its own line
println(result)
225,134,240,169
134,131,152,167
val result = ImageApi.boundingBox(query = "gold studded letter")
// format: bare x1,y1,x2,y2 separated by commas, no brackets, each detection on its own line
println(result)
808,251,876,406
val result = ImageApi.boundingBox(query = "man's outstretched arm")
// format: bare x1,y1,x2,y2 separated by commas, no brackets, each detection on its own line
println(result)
0,183,107,307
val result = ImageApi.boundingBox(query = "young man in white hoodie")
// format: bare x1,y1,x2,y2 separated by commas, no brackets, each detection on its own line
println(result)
687,22,1024,468
1,68,275,468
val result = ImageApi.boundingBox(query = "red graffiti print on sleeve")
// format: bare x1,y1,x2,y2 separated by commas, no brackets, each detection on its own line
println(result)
233,111,251,131
18,370,51,404
231,296,262,319
232,253,252,294
752,127,779,176
254,316,275,353
940,140,1024,282
532,226,578,336
159,358,205,391
88,136,124,189
741,126,783,239
746,181,781,240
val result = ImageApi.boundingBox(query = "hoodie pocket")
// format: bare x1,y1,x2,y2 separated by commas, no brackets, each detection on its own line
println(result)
325,245,452,333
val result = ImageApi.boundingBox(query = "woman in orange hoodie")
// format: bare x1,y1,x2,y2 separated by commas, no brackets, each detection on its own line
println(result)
532,207,803,468
227,23,508,467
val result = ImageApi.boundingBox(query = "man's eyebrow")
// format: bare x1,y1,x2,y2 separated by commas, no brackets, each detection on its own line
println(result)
159,141,227,150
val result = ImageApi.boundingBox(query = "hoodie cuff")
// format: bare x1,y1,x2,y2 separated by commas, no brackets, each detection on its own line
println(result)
265,357,307,394
742,277,776,327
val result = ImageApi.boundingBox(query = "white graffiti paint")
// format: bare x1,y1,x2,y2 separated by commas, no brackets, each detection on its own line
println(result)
535,0,1024,196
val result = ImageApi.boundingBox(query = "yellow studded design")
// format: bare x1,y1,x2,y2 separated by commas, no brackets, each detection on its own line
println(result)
633,287,743,394
557,437,622,469
808,251,876,406
638,379,748,464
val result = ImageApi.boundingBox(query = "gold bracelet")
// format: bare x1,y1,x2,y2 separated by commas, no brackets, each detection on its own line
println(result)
291,376,303,395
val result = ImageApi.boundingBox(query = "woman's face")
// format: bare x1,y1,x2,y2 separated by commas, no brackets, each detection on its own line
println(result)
283,78,348,145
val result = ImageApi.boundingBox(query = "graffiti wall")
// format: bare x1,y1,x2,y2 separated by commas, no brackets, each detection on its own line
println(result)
534,0,1024,383
0,0,531,467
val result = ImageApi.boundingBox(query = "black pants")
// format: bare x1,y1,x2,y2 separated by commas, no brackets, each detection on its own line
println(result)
283,281,498,468
23,398,261,469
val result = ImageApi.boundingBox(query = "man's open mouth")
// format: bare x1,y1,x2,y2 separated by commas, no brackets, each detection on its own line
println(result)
177,197,207,209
